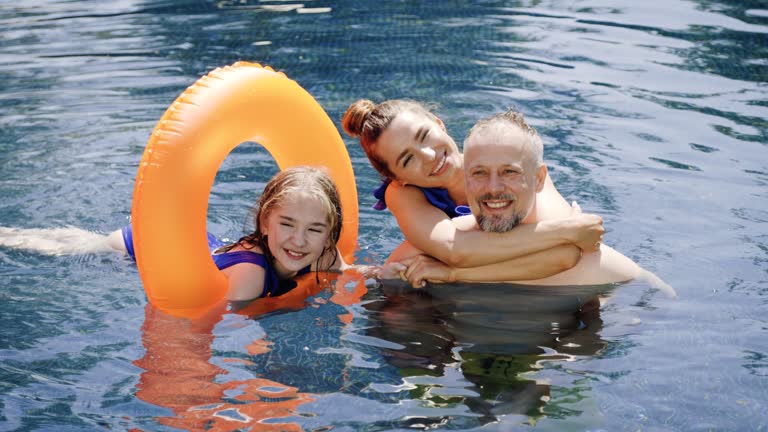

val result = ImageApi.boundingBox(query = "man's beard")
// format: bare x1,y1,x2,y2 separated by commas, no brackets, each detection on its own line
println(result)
477,213,522,233
475,193,522,233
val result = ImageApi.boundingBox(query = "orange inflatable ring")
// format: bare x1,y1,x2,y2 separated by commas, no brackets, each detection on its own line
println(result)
131,62,358,318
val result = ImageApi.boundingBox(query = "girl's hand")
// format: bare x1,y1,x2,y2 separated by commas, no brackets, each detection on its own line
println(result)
400,255,455,288
378,262,408,280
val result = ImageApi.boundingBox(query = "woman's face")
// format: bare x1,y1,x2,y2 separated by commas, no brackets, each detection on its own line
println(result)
374,110,463,188
262,193,331,279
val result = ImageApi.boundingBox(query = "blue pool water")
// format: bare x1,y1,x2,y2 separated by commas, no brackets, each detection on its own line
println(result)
1,1,767,431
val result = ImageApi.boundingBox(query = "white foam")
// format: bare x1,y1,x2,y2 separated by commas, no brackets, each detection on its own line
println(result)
0,226,117,256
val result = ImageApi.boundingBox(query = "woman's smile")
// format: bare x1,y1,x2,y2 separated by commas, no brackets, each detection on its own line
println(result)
429,150,447,176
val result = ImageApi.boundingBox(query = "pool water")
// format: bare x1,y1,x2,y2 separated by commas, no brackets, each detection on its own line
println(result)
1,1,767,431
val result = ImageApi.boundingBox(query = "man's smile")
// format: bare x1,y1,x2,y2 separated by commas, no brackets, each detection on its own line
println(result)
483,200,512,210
478,193,517,212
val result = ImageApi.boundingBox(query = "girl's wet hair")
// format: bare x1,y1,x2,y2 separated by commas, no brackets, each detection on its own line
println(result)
218,166,343,272
342,99,438,181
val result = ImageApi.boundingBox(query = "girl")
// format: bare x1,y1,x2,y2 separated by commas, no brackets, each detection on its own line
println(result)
342,99,605,281
1,166,356,301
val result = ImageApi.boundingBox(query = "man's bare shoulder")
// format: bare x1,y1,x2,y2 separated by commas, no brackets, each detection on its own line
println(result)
451,214,479,231
514,244,641,286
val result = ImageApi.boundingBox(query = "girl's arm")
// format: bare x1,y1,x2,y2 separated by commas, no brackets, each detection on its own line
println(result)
313,247,347,272
224,264,268,301
315,247,384,279
396,245,582,287
385,184,603,268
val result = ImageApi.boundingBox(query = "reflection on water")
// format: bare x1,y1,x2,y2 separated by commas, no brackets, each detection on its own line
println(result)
361,281,612,428
133,272,371,431
135,303,312,432
130,271,615,430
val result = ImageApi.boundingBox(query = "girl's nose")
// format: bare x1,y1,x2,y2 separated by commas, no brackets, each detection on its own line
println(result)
291,230,307,247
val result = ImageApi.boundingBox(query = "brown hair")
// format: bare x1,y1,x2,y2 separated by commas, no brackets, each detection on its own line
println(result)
218,166,343,272
342,99,438,180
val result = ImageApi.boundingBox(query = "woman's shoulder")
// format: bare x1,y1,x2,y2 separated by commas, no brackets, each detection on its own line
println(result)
385,182,432,205
386,183,463,219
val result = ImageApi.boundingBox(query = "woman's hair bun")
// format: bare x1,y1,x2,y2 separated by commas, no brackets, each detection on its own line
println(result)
341,99,375,137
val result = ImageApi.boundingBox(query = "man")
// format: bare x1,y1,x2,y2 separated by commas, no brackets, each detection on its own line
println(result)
385,109,674,296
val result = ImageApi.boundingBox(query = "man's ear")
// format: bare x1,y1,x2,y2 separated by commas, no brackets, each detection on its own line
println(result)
536,164,547,192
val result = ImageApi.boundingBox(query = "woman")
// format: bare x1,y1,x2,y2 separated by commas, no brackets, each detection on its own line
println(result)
343,99,604,281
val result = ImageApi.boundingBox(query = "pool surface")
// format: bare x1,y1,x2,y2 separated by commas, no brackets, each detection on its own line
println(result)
1,1,767,431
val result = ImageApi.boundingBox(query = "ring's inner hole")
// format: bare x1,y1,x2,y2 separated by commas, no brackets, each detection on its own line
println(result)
209,141,278,244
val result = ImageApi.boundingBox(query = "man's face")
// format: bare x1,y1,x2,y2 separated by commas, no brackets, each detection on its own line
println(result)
464,127,543,232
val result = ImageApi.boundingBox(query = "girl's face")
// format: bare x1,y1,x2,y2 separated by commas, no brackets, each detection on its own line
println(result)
262,193,331,279
374,110,463,188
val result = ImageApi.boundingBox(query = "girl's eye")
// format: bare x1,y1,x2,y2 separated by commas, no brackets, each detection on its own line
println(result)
403,155,413,168
309,228,324,233
280,222,293,228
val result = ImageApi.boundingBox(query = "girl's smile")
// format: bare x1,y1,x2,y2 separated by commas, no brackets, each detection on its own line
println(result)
263,193,331,279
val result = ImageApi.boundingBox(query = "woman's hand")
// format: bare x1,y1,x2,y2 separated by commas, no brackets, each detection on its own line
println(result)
567,201,604,252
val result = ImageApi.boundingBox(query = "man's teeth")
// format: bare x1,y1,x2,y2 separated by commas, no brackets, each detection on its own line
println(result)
485,201,509,209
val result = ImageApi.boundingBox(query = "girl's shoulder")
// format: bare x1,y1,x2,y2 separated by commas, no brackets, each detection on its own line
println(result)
225,262,269,301
229,243,264,254
215,240,264,255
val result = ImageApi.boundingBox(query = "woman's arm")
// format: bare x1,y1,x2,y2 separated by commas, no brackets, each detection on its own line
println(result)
396,245,582,287
385,184,603,268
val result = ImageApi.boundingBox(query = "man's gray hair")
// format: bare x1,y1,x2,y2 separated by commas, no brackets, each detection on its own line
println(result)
464,108,544,164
